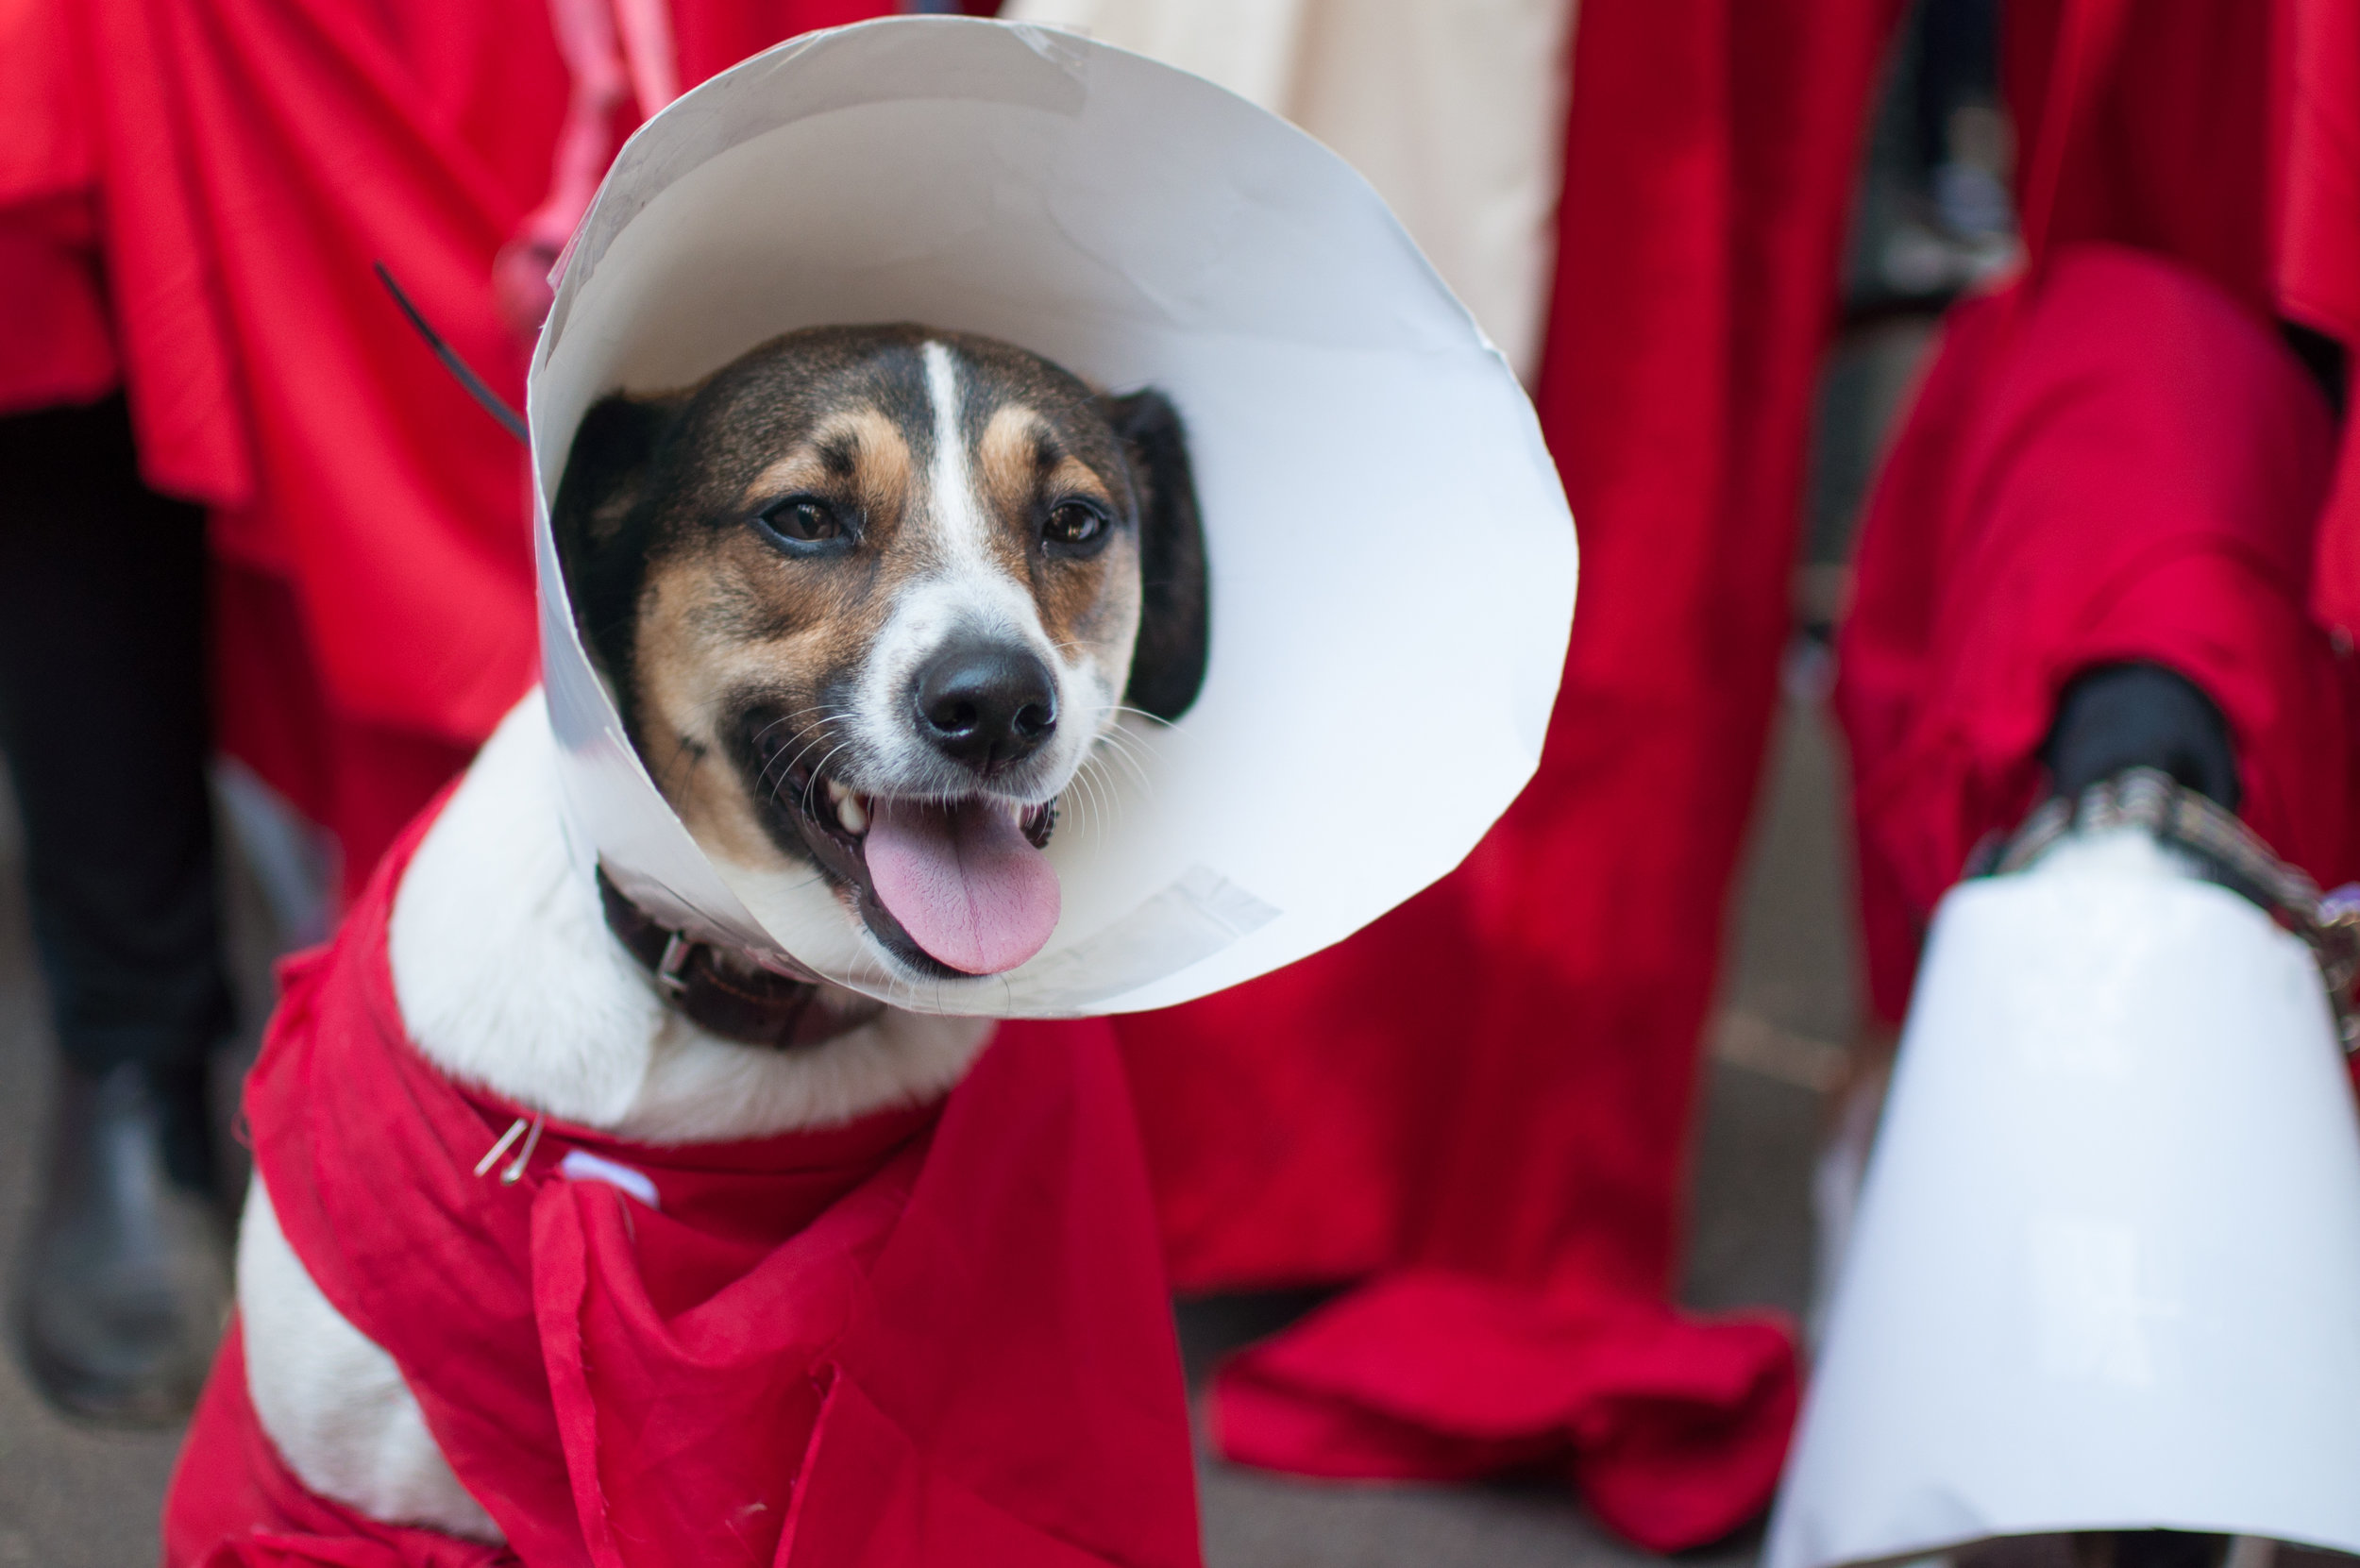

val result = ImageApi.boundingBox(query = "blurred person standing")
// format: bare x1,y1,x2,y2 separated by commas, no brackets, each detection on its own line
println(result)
1818,12,2360,1468
1013,0,1899,1547
0,0,888,1423
1807,18,2360,1567
0,0,233,1416
1839,0,2360,1124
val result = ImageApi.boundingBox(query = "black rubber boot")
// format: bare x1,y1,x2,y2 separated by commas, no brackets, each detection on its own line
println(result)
2043,662,2240,810
15,1060,231,1425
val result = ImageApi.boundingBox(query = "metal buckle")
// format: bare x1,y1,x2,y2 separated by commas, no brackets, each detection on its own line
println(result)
1989,769,2360,1050
655,931,694,1000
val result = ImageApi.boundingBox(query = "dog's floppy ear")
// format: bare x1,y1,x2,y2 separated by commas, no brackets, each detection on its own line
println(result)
552,392,682,558
551,390,686,692
1103,389,1208,722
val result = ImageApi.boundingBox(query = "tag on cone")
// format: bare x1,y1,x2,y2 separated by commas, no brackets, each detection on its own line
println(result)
1767,827,2360,1567
526,16,1575,1016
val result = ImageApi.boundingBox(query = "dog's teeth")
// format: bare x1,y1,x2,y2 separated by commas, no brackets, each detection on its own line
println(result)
825,778,849,805
837,793,868,835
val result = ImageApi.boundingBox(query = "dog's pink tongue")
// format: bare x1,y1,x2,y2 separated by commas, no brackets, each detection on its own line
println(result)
864,798,1060,975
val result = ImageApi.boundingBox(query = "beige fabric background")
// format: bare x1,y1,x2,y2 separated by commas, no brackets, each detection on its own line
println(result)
1002,0,1576,382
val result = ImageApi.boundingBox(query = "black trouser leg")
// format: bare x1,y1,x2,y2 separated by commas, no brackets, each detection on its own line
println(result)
1913,0,1999,177
0,396,233,1423
0,397,230,1186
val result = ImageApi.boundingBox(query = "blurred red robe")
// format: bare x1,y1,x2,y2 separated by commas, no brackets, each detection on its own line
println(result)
1841,0,2360,1024
1109,0,1902,1549
2005,0,2360,640
7,0,888,882
1839,244,2355,1023
0,2,115,416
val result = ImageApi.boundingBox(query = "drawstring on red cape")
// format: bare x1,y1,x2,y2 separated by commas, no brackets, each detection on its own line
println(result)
495,0,681,334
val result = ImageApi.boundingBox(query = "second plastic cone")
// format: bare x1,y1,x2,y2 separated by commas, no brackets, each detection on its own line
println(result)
1767,827,2360,1568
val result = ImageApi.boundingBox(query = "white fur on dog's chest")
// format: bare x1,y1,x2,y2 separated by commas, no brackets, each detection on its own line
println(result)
236,695,991,1537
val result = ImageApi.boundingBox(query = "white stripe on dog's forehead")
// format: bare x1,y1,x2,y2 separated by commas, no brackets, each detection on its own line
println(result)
921,342,988,568
917,340,1043,634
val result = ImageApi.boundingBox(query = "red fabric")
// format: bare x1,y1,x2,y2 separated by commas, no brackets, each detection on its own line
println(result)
210,563,479,891
71,0,567,747
2278,0,2360,639
167,1325,510,1568
0,194,116,418
0,0,115,414
11,0,890,882
2001,0,2360,644
1113,0,1899,1548
1214,1275,1796,1552
165,803,1201,1568
1837,244,2356,1022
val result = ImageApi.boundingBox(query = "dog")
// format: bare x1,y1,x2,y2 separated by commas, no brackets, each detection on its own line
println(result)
233,324,1207,1537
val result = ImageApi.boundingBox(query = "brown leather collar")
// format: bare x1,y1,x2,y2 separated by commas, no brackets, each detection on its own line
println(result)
597,869,883,1050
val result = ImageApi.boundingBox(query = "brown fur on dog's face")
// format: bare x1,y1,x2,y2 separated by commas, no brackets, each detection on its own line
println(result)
554,325,1206,976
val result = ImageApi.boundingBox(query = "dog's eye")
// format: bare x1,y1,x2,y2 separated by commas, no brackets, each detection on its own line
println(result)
752,495,848,550
1043,500,1107,548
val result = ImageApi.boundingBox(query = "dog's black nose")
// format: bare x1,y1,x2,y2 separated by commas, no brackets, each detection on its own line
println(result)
914,638,1057,771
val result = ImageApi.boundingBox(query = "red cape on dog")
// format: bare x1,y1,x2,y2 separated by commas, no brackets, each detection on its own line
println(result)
164,801,1201,1568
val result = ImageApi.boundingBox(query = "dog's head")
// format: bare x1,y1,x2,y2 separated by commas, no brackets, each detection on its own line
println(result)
553,325,1207,980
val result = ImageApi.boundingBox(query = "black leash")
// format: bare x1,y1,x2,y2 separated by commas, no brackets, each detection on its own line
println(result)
376,262,885,1050
372,261,530,444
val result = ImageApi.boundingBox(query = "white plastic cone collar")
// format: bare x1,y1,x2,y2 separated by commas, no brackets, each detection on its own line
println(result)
1767,829,2360,1566
526,16,1576,1017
